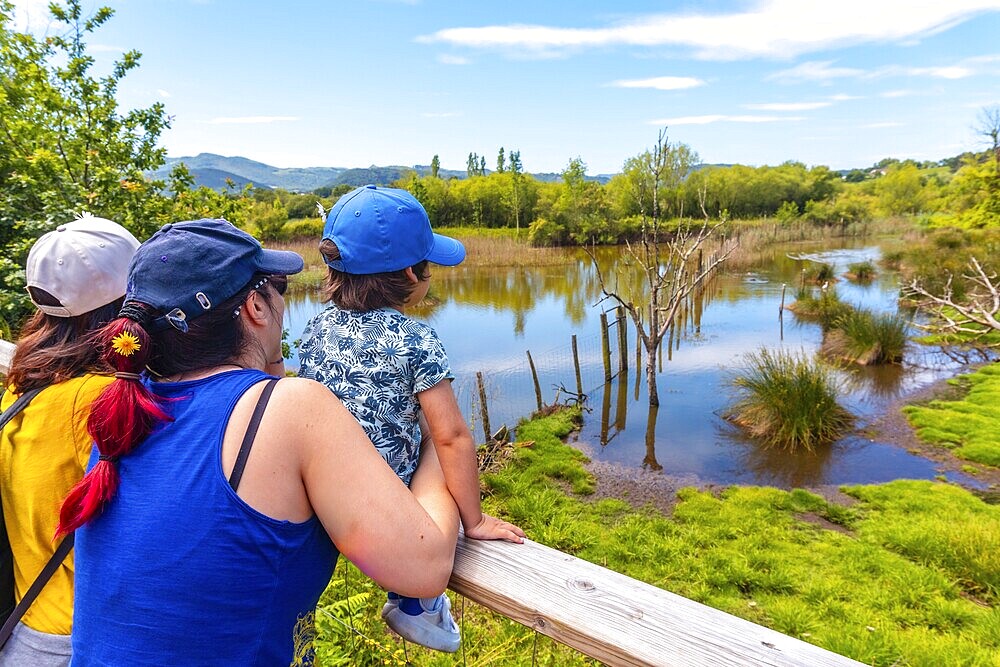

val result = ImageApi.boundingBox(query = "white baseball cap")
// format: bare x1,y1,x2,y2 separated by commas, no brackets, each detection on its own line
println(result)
26,215,140,317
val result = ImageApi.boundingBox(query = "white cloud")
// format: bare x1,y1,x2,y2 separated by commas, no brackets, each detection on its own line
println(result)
650,114,804,125
418,1,1000,61
611,76,705,90
880,89,914,98
768,60,864,83
868,64,974,79
437,54,470,65
157,89,171,98
206,116,299,124
743,101,832,111
861,121,903,128
421,112,462,118
829,93,863,101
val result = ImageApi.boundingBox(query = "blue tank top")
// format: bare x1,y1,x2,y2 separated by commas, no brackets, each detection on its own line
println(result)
72,369,339,666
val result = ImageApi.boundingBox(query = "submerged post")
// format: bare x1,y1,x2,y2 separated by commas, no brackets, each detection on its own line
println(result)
526,350,543,411
476,371,491,441
617,306,627,374
600,312,612,383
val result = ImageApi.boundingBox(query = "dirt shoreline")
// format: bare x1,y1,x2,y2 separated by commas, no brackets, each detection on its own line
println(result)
569,371,1000,514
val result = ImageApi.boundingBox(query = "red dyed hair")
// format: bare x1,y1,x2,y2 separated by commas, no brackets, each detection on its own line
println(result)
56,315,171,536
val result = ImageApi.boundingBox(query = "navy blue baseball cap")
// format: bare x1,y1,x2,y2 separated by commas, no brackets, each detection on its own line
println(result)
126,219,303,332
322,185,465,274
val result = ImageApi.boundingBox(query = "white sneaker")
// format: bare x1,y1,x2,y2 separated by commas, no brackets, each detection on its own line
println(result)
382,593,461,653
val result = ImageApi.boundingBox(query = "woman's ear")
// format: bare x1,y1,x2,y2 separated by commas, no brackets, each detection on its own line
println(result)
242,290,272,327
402,267,419,284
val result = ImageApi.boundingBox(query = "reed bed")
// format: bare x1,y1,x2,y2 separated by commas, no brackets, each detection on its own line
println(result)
726,347,853,451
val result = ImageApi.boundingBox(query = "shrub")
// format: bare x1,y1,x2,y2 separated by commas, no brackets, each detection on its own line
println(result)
846,260,876,283
726,347,853,450
823,309,908,365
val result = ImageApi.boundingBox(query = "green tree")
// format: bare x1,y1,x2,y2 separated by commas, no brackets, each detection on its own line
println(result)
430,154,440,179
0,0,170,332
496,147,505,173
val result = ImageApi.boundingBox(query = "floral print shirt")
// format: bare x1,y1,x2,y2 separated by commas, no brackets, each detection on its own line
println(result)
298,306,453,485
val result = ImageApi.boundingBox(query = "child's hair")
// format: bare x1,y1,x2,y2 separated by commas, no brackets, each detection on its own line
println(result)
55,274,281,536
6,289,122,392
319,239,430,310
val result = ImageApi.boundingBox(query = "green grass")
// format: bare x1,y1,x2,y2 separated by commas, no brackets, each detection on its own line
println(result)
725,347,854,450
316,403,1000,665
804,262,837,284
903,363,1000,468
788,288,854,329
846,260,876,283
822,309,908,365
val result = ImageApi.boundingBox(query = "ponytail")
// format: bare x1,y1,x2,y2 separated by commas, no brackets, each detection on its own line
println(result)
56,307,171,536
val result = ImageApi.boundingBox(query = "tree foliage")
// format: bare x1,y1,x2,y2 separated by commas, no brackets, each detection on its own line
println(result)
1,0,170,332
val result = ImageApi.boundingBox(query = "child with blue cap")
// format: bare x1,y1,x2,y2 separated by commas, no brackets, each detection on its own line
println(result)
299,185,525,653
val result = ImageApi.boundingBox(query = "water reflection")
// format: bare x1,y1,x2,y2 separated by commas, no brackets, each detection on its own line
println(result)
283,238,983,489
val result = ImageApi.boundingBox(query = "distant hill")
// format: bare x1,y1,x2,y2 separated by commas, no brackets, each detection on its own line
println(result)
150,154,347,192
150,153,612,192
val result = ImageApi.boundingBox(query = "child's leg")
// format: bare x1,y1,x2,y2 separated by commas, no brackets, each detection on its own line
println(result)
383,441,461,651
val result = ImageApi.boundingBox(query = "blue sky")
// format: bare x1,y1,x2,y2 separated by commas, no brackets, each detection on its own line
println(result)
12,0,1000,175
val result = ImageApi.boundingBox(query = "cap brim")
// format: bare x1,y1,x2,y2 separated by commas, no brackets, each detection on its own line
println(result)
260,248,305,275
426,234,466,267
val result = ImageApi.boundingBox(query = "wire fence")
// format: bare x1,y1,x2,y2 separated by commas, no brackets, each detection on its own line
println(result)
453,308,630,442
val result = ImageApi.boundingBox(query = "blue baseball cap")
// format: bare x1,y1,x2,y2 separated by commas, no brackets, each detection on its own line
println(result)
322,185,465,274
126,219,304,332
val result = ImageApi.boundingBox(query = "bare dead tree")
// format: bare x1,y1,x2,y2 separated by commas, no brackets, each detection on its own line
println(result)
977,105,1000,165
904,256,1000,347
587,130,737,406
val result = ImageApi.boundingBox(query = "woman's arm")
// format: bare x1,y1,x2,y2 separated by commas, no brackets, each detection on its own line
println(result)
278,378,459,597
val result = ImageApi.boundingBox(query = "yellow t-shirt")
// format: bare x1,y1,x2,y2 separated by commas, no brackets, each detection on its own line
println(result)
0,374,112,635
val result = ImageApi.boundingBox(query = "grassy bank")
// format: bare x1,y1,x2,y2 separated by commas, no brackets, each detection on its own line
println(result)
903,363,1000,468
316,406,1000,666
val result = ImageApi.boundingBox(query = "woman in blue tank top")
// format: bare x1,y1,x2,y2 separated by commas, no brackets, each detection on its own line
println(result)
57,220,460,666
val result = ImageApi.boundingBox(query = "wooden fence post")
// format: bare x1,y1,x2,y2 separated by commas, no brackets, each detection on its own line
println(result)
476,371,491,441
616,306,627,374
571,335,583,399
600,312,612,383
526,350,543,411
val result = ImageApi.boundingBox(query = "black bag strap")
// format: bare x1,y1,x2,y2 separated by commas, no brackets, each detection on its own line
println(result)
228,378,279,492
0,385,73,650
0,534,74,648
0,388,44,432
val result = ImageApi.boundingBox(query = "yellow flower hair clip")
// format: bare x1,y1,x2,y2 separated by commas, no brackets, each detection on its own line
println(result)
111,331,141,357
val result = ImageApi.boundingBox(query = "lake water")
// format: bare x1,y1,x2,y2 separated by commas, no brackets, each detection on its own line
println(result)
283,238,980,489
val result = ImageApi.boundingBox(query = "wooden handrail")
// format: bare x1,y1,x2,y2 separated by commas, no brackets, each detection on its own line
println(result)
0,337,861,666
452,536,861,667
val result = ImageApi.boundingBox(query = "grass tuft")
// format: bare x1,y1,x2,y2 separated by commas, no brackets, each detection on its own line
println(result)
726,347,853,450
822,309,908,365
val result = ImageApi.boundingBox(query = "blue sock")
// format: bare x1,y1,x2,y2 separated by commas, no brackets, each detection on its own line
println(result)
399,596,424,616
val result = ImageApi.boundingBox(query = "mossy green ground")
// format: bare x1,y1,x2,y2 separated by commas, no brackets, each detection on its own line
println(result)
316,406,1000,666
903,363,1000,468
